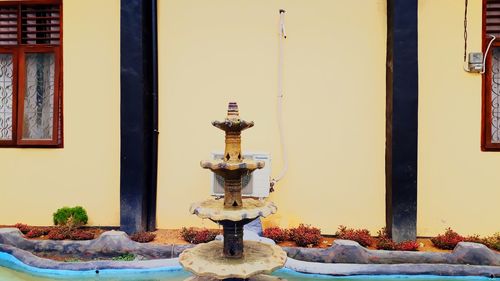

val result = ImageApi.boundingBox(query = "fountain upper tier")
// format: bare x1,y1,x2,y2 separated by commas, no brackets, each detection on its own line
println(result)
201,102,265,208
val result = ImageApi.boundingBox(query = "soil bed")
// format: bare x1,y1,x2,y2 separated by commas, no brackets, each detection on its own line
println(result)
33,252,137,262
149,229,452,253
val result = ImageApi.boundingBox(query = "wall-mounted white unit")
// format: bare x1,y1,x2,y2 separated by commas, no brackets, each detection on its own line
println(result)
210,152,271,199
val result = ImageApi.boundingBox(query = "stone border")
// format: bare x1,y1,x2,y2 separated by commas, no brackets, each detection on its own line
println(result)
283,239,500,266
0,228,499,277
0,228,193,260
0,244,180,271
284,258,500,277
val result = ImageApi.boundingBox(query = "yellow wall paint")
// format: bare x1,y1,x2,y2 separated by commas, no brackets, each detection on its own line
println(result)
418,0,500,236
157,0,387,234
0,0,120,226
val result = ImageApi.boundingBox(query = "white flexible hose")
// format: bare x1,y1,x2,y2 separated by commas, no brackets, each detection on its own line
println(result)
270,10,288,190
481,34,496,74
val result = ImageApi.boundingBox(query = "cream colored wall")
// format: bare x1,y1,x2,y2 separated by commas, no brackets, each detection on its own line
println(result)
157,0,387,234
418,0,500,236
0,0,120,226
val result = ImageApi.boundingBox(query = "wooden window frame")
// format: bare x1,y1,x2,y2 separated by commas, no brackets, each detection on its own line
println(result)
0,48,18,146
482,41,500,151
0,0,63,148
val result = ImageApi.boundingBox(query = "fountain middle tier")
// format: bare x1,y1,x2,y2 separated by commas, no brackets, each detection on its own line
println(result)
200,159,265,208
190,198,277,221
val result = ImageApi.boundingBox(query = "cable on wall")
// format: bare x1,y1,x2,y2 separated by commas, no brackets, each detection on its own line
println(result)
464,0,468,63
270,9,288,192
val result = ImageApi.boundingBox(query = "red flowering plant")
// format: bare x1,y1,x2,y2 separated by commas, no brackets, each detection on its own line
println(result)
25,227,50,238
69,230,95,240
431,228,464,250
289,224,322,247
47,228,70,240
376,227,419,251
336,225,373,247
263,227,289,243
396,240,419,251
180,227,218,244
482,233,500,251
376,228,396,250
14,223,31,234
130,231,156,243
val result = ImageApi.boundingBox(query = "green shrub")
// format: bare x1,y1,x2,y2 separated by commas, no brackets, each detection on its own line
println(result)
53,206,88,229
111,253,135,261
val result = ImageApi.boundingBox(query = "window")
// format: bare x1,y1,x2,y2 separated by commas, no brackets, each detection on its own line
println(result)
0,0,62,147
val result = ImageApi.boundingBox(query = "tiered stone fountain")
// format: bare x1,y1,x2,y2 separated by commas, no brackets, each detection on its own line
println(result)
179,102,287,281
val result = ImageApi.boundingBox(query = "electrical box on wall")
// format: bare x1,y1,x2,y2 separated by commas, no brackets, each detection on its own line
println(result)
210,152,271,198
467,52,483,73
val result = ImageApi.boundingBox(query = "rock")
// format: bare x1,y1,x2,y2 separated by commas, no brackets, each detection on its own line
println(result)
244,218,263,235
87,230,134,253
453,242,500,266
284,240,370,263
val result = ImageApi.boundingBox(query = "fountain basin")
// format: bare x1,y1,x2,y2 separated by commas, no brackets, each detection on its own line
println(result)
179,240,286,279
185,274,286,281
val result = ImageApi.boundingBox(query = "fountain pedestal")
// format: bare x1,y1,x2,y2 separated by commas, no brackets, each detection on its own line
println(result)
179,102,287,280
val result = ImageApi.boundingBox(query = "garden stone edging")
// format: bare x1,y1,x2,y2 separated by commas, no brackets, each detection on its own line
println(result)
285,258,500,277
0,243,181,271
283,239,500,266
0,228,194,259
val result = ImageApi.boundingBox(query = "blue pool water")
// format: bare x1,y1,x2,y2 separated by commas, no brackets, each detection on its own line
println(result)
0,252,496,281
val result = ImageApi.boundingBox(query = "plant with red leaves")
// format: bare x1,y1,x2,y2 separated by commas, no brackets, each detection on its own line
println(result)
130,231,156,243
396,240,419,251
376,237,396,250
14,223,31,234
180,227,218,244
289,224,322,247
431,228,464,250
376,228,419,251
25,228,50,238
482,233,500,251
69,230,95,240
263,227,289,243
336,225,373,247
463,234,483,244
376,227,396,250
47,227,70,240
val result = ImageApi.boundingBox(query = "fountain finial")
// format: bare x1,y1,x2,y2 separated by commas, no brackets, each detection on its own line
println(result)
228,101,239,116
